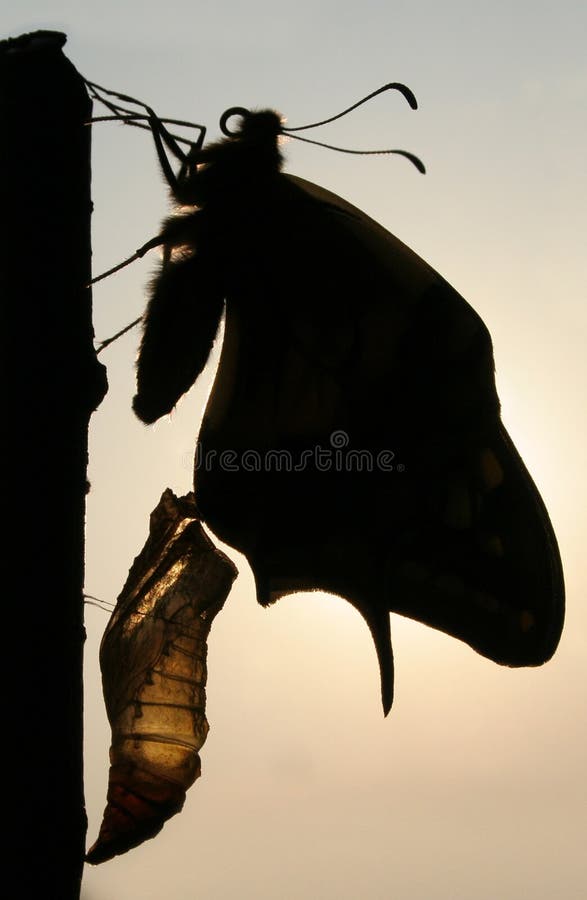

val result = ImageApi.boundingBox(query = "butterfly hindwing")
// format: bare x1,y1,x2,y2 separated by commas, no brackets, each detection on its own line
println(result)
387,422,564,667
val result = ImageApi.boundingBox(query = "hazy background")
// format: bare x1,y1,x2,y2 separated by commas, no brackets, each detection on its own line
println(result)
5,2,586,898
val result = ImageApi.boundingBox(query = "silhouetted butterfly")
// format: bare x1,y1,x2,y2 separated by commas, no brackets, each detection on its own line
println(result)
89,80,564,717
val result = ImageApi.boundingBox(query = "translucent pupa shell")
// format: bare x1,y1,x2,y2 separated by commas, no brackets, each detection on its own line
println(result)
86,489,237,864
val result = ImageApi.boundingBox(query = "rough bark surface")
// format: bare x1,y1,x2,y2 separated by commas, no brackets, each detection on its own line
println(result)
0,30,107,899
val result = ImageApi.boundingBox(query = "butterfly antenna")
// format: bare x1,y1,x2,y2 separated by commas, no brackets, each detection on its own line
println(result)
280,82,425,172
283,82,418,133
285,133,425,173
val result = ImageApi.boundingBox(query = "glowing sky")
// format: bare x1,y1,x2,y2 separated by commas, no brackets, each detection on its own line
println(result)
4,2,586,898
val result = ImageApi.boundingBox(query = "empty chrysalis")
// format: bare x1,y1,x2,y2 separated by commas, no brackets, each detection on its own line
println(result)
86,490,237,864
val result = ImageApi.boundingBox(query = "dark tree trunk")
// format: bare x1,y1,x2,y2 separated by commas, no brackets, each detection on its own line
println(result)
0,31,107,899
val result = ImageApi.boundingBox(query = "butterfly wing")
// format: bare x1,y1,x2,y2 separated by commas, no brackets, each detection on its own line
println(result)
189,172,564,713
386,417,564,664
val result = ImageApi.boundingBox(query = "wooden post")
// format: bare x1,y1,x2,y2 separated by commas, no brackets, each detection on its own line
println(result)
0,31,107,898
